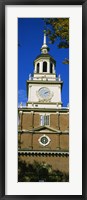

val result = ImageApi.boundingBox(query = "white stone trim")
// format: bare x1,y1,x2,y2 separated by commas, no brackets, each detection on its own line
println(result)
38,134,51,146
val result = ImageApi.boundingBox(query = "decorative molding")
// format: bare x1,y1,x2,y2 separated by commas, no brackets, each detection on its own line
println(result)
18,129,69,134
27,80,63,85
18,150,69,156
38,134,51,146
27,101,61,105
34,73,56,75
18,107,69,113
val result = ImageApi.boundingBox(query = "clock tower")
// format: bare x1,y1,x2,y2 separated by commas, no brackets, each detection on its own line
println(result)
27,30,62,108
18,30,69,177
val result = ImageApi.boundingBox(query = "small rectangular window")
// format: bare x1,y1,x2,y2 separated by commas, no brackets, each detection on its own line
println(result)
35,104,38,107
40,115,49,126
40,115,44,126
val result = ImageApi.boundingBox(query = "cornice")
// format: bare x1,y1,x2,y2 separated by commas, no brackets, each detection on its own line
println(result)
34,53,56,64
27,101,62,105
34,72,56,75
18,150,69,156
18,107,69,113
27,80,63,84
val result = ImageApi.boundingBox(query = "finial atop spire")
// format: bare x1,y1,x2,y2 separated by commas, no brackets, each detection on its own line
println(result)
41,30,49,54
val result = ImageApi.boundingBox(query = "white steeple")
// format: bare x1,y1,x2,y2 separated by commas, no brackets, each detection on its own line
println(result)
41,30,49,54
27,29,63,109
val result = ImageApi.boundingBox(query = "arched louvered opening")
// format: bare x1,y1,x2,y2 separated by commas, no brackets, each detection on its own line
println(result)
37,63,39,73
43,61,47,72
50,63,53,73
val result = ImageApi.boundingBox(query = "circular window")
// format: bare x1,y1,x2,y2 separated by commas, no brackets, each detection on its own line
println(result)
38,134,51,146
41,136,48,144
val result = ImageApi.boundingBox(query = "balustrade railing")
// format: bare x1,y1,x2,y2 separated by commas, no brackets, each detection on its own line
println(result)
28,76,61,81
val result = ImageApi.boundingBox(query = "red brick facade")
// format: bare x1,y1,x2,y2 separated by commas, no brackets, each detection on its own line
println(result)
18,110,69,173
19,112,69,131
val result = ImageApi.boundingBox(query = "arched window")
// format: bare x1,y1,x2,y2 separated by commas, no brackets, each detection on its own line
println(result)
50,63,53,73
43,61,47,72
37,63,39,73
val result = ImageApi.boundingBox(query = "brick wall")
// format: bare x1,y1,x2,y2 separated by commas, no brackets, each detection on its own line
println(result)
19,132,69,151
21,112,40,130
19,112,69,131
21,133,32,149
60,134,69,150
18,110,69,173
22,113,32,130
33,133,59,150
34,113,40,128
19,154,69,173
50,114,58,129
59,114,69,131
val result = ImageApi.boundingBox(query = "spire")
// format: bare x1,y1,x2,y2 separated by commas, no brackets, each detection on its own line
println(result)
43,30,46,45
41,30,49,54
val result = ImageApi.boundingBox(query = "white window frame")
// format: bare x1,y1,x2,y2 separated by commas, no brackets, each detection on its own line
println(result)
40,114,50,126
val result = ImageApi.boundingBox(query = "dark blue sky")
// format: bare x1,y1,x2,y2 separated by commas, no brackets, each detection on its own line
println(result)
18,18,69,107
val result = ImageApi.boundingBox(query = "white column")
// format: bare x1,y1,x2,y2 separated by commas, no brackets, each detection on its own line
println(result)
58,84,61,102
53,64,55,73
28,85,32,101
48,61,50,73
40,62,43,73
34,64,37,73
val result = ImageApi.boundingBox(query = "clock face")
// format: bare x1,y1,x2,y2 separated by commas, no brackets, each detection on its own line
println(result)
38,87,50,99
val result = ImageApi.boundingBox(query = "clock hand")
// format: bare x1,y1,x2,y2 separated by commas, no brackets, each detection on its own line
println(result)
44,91,48,94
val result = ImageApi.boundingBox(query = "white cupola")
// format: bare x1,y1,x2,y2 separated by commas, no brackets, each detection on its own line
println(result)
33,30,56,80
